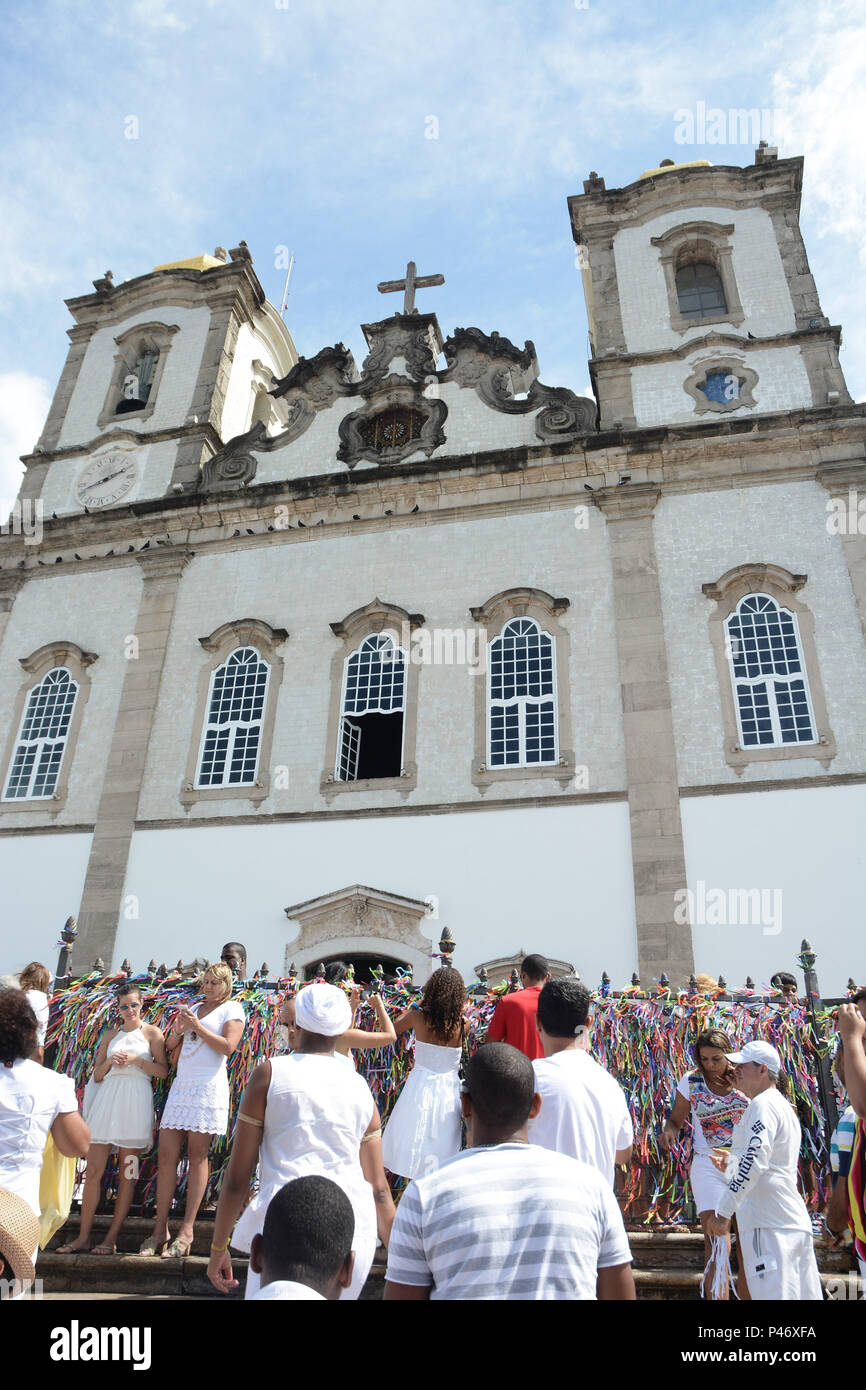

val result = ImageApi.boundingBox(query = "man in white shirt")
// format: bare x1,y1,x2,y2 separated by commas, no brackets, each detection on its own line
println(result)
250,1175,355,1301
707,1040,821,1300
384,1043,635,1301
529,977,633,1184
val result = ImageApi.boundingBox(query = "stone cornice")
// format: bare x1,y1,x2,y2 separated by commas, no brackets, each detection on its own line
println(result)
702,564,807,602
64,260,266,328
590,323,843,369
134,546,194,581
199,617,289,652
1,409,863,577
816,460,866,491
21,420,223,470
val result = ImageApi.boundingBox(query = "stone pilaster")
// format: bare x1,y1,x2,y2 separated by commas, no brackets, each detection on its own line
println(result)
37,323,96,452
0,574,25,653
593,482,694,985
75,549,193,968
818,461,866,643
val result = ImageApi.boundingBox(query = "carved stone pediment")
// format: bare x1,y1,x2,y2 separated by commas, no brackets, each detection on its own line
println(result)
359,313,443,386
442,327,597,437
283,883,435,981
442,326,539,391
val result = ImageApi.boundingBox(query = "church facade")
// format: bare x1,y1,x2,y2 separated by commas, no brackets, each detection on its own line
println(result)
1,148,864,994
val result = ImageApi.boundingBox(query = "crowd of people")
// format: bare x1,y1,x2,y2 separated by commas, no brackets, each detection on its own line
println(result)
1,946,865,1301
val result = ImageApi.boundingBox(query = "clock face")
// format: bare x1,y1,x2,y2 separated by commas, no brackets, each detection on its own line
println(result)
75,451,139,509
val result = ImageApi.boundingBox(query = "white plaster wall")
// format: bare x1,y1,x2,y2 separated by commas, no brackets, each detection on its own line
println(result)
220,322,285,445
0,832,92,974
654,482,866,786
615,205,795,355
115,800,638,984
137,502,626,819
682,785,866,998
38,438,180,516
631,346,811,428
0,566,143,825
59,305,211,449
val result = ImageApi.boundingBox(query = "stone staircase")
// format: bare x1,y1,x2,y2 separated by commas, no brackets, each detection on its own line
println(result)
38,1214,855,1300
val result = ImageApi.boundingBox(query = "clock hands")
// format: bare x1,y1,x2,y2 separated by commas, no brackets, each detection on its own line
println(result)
89,466,130,488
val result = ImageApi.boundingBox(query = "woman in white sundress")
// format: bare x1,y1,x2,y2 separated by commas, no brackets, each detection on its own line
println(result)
58,980,168,1254
381,969,466,1180
140,962,244,1258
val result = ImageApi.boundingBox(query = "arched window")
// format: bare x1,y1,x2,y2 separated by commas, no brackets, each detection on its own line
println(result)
488,617,557,767
337,633,406,781
357,407,425,454
196,646,271,787
115,346,159,414
724,595,816,748
3,667,79,800
675,262,727,320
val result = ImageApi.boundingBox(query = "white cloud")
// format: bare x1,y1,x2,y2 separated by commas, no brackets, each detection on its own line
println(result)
0,372,51,511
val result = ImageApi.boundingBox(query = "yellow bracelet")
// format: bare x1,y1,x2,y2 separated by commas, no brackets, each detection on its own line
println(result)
210,1240,230,1253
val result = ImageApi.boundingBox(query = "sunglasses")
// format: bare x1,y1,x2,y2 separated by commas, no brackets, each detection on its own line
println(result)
118,1002,141,1011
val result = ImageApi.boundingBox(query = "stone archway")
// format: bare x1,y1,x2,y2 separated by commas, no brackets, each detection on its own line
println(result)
283,884,434,983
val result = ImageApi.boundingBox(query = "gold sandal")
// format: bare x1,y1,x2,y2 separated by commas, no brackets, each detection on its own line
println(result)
137,1235,169,1256
163,1235,192,1258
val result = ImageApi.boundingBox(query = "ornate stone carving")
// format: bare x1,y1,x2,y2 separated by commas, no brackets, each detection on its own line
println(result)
283,883,435,980
201,451,258,491
532,383,598,439
337,394,447,468
271,344,358,403
359,314,443,385
442,328,597,436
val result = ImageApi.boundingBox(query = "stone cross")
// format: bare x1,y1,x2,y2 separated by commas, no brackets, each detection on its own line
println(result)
377,260,444,315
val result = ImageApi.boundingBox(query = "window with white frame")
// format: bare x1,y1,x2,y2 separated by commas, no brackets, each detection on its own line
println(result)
725,594,816,748
336,633,406,781
3,667,79,800
196,646,270,787
488,617,558,767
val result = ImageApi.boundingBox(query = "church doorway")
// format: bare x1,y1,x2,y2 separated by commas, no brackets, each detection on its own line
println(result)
304,951,410,986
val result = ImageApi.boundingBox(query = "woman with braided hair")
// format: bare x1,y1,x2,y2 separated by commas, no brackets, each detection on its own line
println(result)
382,968,466,1180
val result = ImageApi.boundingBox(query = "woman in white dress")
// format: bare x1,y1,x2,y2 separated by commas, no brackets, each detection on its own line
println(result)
18,962,51,1064
206,983,396,1301
141,962,245,1257
57,981,168,1255
0,990,90,1282
381,968,466,1180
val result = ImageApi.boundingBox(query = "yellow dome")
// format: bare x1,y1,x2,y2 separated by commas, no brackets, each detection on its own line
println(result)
638,159,713,180
152,253,226,273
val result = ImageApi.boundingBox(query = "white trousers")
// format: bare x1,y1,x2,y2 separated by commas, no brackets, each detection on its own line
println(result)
740,1228,823,1300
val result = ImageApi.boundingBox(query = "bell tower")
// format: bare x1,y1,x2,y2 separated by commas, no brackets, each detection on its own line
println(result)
569,146,851,431
19,243,297,518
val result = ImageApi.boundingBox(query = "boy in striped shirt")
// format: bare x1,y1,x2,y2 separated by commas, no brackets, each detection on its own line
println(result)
384,1043,634,1301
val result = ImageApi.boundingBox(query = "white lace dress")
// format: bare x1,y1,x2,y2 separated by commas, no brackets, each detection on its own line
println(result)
160,1000,245,1136
85,1026,156,1151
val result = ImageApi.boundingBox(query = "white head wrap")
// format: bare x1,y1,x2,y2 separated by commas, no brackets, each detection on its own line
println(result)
294,982,352,1037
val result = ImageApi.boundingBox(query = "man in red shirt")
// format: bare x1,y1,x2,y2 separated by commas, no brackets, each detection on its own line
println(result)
485,955,550,1060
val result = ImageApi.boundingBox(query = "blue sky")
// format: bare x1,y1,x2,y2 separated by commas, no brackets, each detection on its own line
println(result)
1,0,863,500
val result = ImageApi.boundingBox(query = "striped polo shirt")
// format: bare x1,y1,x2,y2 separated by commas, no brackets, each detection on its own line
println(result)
385,1143,632,1300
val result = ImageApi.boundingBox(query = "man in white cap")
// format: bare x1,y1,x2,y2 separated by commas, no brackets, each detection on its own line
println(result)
706,1040,822,1300
207,982,395,1300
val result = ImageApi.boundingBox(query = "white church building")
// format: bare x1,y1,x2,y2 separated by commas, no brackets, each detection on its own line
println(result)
1,146,864,994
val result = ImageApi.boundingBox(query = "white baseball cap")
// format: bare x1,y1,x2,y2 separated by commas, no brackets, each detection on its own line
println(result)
725,1040,781,1073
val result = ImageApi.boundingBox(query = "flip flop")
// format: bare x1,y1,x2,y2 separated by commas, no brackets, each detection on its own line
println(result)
90,1243,116,1255
56,1242,87,1255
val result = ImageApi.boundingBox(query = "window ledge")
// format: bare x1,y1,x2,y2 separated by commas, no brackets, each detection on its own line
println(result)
319,763,418,801
726,733,836,776
672,309,745,335
0,791,65,819
472,751,576,793
180,780,270,810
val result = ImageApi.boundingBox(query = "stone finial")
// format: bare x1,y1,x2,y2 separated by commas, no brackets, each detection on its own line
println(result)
147,959,157,975
229,240,252,263
658,157,675,167
630,972,640,988
316,961,326,978
92,270,115,295
755,140,778,165
121,958,133,977
509,968,520,989
213,247,228,262
658,972,669,990
260,962,269,978
583,170,605,194
93,958,105,973
718,974,727,991
689,973,698,993
848,978,857,994
746,976,755,990
156,963,167,979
